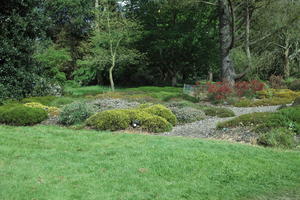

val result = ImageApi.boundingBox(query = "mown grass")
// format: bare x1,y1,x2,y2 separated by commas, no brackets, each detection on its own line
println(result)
0,125,300,200
64,85,110,96
64,85,183,101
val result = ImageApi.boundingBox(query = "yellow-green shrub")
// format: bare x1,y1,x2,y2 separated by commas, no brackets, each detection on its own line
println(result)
124,109,172,133
257,89,300,99
86,108,173,133
24,102,60,116
251,98,294,106
86,110,130,131
142,104,177,125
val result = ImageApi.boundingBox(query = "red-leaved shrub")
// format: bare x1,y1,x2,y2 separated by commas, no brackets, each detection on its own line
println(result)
207,80,264,102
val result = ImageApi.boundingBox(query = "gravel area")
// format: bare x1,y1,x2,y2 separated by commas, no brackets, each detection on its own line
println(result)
161,105,281,143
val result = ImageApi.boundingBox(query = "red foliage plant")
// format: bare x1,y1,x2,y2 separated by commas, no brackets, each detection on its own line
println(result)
207,80,264,101
207,81,232,100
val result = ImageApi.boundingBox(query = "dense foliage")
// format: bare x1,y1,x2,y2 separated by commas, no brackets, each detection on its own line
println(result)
0,104,48,126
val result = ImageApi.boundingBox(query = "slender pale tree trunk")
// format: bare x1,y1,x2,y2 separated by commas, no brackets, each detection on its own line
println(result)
219,0,236,87
109,55,115,92
245,0,252,69
283,37,290,79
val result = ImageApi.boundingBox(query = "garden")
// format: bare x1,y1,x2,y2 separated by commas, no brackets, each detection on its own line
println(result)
1,0,300,199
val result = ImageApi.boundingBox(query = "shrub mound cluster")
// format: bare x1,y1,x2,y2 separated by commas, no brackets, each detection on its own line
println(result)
0,104,48,126
59,101,95,125
24,102,60,116
169,107,205,124
86,104,175,133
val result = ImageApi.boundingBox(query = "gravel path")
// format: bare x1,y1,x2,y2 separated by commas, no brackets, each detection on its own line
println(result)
161,105,281,140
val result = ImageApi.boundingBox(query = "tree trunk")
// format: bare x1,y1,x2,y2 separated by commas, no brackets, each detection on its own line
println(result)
245,0,252,69
171,75,177,87
219,0,236,87
208,71,213,82
283,39,290,79
109,56,115,92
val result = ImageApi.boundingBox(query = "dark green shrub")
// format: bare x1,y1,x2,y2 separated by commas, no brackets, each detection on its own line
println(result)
0,104,48,126
59,102,95,125
204,107,235,118
142,104,177,125
292,97,300,107
170,107,205,124
217,112,280,129
21,96,57,106
278,106,300,123
86,110,130,131
258,128,297,148
288,80,300,91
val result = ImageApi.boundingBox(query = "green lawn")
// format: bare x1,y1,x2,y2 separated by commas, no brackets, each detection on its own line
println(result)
0,125,300,200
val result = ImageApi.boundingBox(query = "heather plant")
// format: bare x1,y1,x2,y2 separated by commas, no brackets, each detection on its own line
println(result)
169,107,205,124
89,99,140,112
59,101,95,125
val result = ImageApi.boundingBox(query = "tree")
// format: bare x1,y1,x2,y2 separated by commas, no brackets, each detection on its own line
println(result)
0,0,47,101
76,0,142,91
127,0,219,85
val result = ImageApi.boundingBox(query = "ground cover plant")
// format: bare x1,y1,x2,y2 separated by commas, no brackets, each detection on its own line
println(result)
0,125,299,200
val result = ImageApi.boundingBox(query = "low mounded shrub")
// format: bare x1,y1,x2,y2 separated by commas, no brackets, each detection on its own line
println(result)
0,104,48,126
203,107,235,118
235,97,295,107
217,112,280,129
86,110,131,131
142,104,177,125
141,115,172,133
170,107,205,124
59,102,95,125
86,108,173,133
24,102,60,116
292,97,300,107
288,79,300,91
258,128,297,148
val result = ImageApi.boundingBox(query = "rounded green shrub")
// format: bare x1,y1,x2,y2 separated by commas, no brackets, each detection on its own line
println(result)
59,101,95,125
258,128,296,148
204,107,235,118
0,104,48,126
170,107,205,124
141,115,172,133
292,97,300,107
288,80,300,91
86,110,130,131
124,109,172,133
142,104,177,125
